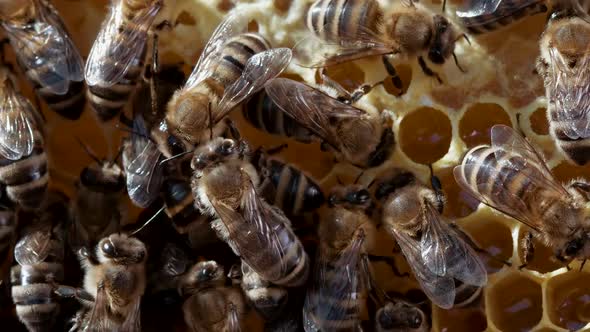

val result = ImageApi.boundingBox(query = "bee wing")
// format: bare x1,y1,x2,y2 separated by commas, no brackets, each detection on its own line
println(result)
120,298,142,332
389,225,456,309
303,235,365,330
214,48,292,122
14,228,51,266
420,203,487,287
85,1,161,87
122,137,163,208
455,0,504,17
184,12,247,90
0,89,36,160
85,285,111,332
1,1,84,94
265,78,367,151
548,47,590,139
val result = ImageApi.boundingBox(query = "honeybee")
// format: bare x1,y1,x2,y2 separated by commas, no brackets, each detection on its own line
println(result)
179,260,247,332
536,12,590,165
11,190,68,332
60,233,147,332
303,184,377,331
191,137,310,287
455,124,590,265
264,77,395,168
374,169,487,309
236,261,289,320
151,13,292,158
0,187,15,286
252,149,325,217
301,0,464,83
85,0,164,121
69,155,126,252
375,299,430,332
0,0,86,120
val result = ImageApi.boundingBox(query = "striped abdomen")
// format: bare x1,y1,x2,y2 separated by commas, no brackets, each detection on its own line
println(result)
256,157,324,217
458,0,547,34
306,0,383,43
243,91,314,143
163,177,210,235
0,137,48,210
240,261,288,319
549,113,590,165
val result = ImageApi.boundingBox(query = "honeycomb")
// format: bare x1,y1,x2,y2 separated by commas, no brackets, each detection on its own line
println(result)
4,0,590,331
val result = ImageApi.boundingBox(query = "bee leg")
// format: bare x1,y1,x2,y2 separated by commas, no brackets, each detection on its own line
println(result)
319,68,354,103
382,56,403,92
518,232,535,270
428,164,445,214
223,118,241,140
265,143,288,156
54,284,95,307
418,56,443,84
78,247,99,266
368,254,410,278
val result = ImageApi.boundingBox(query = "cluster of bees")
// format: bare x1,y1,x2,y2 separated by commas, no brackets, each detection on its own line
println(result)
0,0,589,331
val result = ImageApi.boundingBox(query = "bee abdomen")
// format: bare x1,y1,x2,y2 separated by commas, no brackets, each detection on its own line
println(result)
307,0,382,43
0,150,48,210
459,1,547,34
243,91,314,143
33,79,86,120
550,121,590,165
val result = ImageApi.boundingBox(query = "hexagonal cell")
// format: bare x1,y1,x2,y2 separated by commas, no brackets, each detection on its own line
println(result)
435,166,479,219
322,62,366,92
530,108,549,135
459,103,512,148
273,0,292,12
517,227,563,273
459,216,513,274
546,272,590,331
399,107,452,164
436,307,487,332
552,162,590,184
382,64,412,96
487,273,543,332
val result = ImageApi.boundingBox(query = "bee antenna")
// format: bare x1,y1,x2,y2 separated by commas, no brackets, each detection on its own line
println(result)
580,259,587,271
130,206,165,236
336,176,344,185
442,0,447,12
452,52,466,73
75,137,101,164
159,150,192,166
354,171,365,185
367,178,377,189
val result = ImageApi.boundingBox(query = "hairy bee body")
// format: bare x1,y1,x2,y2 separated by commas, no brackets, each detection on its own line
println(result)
243,91,315,143
375,300,430,332
240,261,289,320
0,0,86,120
11,191,68,332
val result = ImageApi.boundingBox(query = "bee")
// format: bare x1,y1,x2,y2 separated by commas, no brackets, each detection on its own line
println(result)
69,153,126,252
151,13,292,158
374,169,487,309
536,11,590,165
0,196,15,287
0,61,48,210
58,233,147,332
243,90,315,144
303,184,377,331
302,0,464,83
375,299,430,332
0,0,86,120
179,260,247,332
252,148,325,218
455,124,590,266
11,190,68,332
191,137,310,287
85,0,164,121
264,77,395,168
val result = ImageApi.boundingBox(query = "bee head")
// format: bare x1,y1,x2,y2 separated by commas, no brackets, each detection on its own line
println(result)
328,184,371,210
428,15,457,65
191,138,248,171
80,161,125,192
377,301,426,330
182,261,225,292
374,170,416,201
97,233,146,265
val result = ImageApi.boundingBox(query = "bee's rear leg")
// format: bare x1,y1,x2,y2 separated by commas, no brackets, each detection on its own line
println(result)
418,56,443,84
54,284,95,307
518,231,535,270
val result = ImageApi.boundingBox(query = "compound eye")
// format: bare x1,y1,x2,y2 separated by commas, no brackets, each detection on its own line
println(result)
219,140,234,155
355,189,370,203
167,135,185,156
102,241,115,257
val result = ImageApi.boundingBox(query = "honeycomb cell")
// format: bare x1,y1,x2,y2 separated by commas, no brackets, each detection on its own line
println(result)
176,10,196,26
552,162,590,184
459,103,511,148
517,227,563,273
435,166,478,219
530,108,549,135
273,0,292,12
399,107,452,164
436,307,487,332
487,273,543,332
546,272,590,331
248,19,259,32
382,64,412,96
459,216,513,274
323,62,366,92
217,0,235,11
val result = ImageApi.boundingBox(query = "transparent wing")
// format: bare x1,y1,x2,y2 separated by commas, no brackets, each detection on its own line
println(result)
184,12,247,89
85,1,161,87
0,87,35,160
303,235,365,331
389,224,455,309
456,0,546,31
214,48,292,122
265,78,367,151
122,137,163,208
456,0,503,17
2,0,84,94
160,244,190,277
85,284,110,332
120,298,142,332
421,203,487,286
547,46,590,139
14,228,51,266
